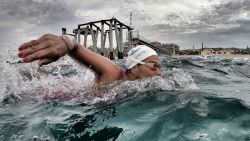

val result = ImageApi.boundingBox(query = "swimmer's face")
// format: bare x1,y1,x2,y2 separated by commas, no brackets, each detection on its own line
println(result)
135,55,161,78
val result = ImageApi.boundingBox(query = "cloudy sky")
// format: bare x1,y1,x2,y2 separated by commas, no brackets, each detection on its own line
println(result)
0,0,250,50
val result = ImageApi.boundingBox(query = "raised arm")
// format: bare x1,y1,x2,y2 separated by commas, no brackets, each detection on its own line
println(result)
18,34,122,83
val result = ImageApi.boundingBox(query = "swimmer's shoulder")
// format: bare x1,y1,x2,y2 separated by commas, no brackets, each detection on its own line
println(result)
97,67,125,83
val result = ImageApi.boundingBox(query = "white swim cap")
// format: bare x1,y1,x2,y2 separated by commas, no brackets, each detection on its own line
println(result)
125,45,158,69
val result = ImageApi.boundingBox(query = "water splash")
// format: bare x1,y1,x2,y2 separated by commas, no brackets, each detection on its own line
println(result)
1,51,200,105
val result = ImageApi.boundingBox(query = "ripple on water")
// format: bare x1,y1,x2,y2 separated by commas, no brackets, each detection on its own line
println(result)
0,54,250,140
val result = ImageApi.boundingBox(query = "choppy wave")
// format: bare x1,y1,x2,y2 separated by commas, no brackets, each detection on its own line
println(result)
0,48,250,140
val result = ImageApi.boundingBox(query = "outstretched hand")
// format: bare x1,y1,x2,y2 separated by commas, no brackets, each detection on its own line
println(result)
18,34,74,66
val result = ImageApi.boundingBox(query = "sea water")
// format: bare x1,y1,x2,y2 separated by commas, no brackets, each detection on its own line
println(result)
0,45,250,141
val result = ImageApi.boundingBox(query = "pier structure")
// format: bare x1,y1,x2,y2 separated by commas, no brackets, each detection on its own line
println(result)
130,31,169,55
62,17,171,59
63,18,133,60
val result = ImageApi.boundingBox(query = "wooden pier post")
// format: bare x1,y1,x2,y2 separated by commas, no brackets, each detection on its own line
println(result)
127,29,132,54
62,28,66,35
109,20,114,60
77,28,81,43
114,21,121,58
103,31,108,57
83,26,88,47
70,18,133,59
90,24,98,53
118,24,124,59
101,22,104,56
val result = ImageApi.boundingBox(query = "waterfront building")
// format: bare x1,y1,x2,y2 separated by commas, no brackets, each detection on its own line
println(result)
200,48,233,56
150,41,179,56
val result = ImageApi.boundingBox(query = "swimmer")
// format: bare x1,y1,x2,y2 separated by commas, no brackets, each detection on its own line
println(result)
18,34,161,83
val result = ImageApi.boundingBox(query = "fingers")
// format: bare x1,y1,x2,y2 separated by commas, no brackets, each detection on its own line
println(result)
18,34,69,64
18,34,55,51
18,41,49,58
23,48,57,63
38,58,54,66
18,40,40,51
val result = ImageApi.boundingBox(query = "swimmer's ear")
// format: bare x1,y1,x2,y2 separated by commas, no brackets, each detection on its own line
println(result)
131,65,140,74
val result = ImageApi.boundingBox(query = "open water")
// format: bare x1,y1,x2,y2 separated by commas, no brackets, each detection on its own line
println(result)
1,46,250,141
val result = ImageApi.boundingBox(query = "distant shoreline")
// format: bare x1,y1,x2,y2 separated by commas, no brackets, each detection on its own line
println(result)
173,54,250,58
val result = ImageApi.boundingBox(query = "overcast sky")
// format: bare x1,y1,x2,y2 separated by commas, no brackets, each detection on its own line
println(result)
0,0,250,50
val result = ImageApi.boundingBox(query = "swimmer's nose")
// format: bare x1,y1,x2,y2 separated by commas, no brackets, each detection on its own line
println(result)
155,69,161,76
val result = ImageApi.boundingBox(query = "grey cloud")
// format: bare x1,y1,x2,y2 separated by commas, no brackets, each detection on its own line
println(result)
213,0,250,15
197,0,250,29
216,20,250,35
0,0,78,44
0,0,75,25
164,14,181,21
150,0,250,34
0,0,249,49
156,0,250,48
